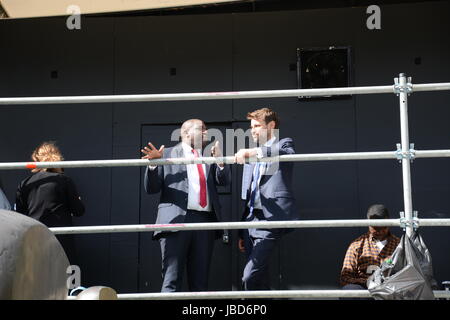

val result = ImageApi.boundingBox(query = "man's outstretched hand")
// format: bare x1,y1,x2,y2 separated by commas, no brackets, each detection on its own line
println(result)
141,142,164,160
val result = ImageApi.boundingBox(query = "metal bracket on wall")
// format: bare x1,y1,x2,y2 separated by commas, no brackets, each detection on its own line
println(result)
394,76,413,96
222,230,230,244
396,143,416,163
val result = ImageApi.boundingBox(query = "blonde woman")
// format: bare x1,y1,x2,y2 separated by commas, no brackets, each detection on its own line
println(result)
15,142,85,262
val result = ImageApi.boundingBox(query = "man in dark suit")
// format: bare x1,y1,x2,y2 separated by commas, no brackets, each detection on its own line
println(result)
141,119,230,292
235,108,299,290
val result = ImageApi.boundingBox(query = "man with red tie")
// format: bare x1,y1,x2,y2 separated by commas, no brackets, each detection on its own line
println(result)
141,119,230,292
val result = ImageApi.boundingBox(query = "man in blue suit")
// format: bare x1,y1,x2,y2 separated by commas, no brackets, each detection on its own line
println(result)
141,119,230,292
235,108,299,290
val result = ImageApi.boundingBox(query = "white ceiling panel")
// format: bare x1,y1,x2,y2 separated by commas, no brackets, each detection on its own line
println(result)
0,0,245,18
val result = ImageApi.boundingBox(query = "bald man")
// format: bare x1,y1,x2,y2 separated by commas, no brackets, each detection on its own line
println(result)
141,119,230,292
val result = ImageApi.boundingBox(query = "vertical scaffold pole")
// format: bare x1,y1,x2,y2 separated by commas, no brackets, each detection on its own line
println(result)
397,73,414,237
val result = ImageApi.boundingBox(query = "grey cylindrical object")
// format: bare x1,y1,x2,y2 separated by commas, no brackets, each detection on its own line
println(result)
0,210,70,300
75,286,118,300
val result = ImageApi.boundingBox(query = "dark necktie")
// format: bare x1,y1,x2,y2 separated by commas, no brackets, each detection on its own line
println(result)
248,162,262,216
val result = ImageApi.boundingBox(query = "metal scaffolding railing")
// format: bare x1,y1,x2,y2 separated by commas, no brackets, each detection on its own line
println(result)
2,73,450,300
0,151,404,170
115,289,450,300
49,218,450,235
0,149,449,171
63,289,450,300
0,82,449,105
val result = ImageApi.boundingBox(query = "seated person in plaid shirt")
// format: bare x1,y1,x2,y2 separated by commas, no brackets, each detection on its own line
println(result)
340,204,400,290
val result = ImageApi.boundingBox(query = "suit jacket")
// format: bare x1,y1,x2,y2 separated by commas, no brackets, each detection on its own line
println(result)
144,143,230,239
241,137,299,224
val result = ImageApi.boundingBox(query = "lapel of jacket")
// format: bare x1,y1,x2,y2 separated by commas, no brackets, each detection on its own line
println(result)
195,147,211,180
259,162,270,186
174,143,189,192
241,163,255,200
258,138,279,185
204,152,211,180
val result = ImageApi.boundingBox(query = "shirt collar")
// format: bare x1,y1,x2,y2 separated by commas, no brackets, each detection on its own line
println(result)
263,136,277,147
181,142,201,156
368,230,392,242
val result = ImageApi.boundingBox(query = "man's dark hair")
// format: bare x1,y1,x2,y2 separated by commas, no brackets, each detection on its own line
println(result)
247,108,280,129
367,204,389,219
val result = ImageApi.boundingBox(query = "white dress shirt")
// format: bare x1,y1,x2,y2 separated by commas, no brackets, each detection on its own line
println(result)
149,142,226,212
181,143,212,212
375,239,388,251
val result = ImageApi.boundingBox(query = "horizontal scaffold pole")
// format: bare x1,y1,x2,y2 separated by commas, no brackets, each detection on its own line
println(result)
0,82,449,105
49,218,450,235
1,149,449,171
113,289,450,300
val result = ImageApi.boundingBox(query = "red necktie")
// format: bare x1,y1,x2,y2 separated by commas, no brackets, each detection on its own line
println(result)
192,149,207,208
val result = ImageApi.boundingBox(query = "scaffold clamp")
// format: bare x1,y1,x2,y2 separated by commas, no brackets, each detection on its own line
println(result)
396,143,416,163
399,211,419,231
394,76,413,96
412,211,419,230
409,143,416,162
400,211,407,230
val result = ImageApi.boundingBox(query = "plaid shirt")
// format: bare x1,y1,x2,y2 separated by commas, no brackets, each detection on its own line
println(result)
340,232,400,288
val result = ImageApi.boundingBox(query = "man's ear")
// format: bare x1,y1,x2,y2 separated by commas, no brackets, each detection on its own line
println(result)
267,120,276,130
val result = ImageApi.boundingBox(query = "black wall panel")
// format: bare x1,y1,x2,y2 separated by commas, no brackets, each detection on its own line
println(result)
0,1,449,293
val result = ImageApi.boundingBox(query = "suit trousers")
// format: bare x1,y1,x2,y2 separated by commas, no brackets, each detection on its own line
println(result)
159,210,216,292
242,209,280,290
